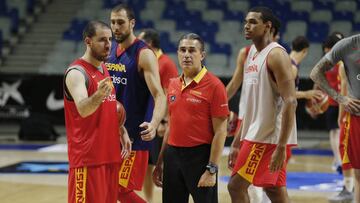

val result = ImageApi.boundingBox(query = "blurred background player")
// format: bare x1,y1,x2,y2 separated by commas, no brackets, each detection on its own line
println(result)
107,4,166,203
322,34,344,175
289,36,323,101
138,28,178,203
310,33,360,203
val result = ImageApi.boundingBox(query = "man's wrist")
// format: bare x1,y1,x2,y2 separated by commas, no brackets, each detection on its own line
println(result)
206,162,218,175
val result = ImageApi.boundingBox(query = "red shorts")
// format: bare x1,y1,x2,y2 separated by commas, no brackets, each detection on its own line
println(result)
339,113,360,169
232,140,288,187
68,163,120,203
118,150,149,190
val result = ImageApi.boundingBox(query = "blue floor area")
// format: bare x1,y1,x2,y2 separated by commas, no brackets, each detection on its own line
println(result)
0,144,50,150
220,172,343,192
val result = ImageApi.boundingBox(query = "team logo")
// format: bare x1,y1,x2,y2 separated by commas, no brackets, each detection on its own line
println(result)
170,95,176,102
105,63,126,72
245,64,259,73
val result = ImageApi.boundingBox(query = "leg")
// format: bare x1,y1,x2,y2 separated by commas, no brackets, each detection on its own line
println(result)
118,151,148,203
263,186,289,203
118,187,146,203
163,146,189,203
184,145,217,203
247,185,264,203
143,164,155,202
354,169,360,203
330,128,342,168
228,173,251,203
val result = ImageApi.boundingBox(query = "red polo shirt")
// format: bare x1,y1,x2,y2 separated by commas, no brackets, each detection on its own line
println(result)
167,67,229,147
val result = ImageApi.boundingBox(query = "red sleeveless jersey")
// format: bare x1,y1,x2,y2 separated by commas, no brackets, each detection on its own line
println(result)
64,59,121,168
325,63,341,106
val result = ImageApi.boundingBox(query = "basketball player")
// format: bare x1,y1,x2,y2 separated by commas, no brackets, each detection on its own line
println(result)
138,28,179,203
107,4,166,203
289,36,323,100
64,21,131,203
310,34,360,203
227,7,297,203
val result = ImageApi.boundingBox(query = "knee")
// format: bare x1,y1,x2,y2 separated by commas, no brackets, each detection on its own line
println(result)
354,170,360,180
228,177,245,195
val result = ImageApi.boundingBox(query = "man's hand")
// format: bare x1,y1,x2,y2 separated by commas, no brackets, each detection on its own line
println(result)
305,90,323,100
120,127,131,159
96,77,112,98
228,145,239,170
269,145,286,172
338,95,360,114
152,164,163,187
197,170,216,187
140,122,156,141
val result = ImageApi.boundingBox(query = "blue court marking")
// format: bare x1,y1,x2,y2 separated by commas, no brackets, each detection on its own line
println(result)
292,148,333,156
0,161,68,174
221,172,343,192
0,144,50,150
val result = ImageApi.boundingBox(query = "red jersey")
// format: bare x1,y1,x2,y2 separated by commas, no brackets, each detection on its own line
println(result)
325,63,341,106
64,59,121,168
167,67,230,147
157,51,178,89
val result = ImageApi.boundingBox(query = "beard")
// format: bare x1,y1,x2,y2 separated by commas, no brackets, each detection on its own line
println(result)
91,48,109,62
114,31,130,43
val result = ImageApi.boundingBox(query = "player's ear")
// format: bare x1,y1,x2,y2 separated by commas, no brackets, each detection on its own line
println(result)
266,21,272,32
130,19,135,29
84,37,91,46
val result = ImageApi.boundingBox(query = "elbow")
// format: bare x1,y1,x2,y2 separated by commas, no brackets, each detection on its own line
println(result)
77,107,90,118
284,97,297,109
78,111,88,118
309,68,318,82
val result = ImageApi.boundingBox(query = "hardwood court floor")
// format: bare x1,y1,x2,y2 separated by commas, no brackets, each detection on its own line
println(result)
0,148,338,203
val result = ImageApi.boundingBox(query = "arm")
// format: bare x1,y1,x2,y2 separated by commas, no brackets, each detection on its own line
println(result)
267,48,297,172
226,47,246,100
138,49,167,141
310,57,340,101
65,69,112,117
228,122,242,170
152,115,170,187
338,62,347,126
291,64,323,100
310,56,360,113
198,116,228,187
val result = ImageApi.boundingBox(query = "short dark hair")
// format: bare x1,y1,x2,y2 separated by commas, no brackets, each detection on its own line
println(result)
140,28,160,49
292,36,309,52
330,31,345,40
82,20,110,40
111,4,135,20
271,15,281,37
249,7,281,37
178,33,205,52
322,34,342,50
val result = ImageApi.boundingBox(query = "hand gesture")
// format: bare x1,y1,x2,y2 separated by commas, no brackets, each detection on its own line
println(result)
269,145,286,172
197,170,216,187
152,164,163,187
139,122,156,141
97,77,112,98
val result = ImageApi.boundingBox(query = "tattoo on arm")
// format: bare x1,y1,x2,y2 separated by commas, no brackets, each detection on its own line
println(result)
310,58,343,103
